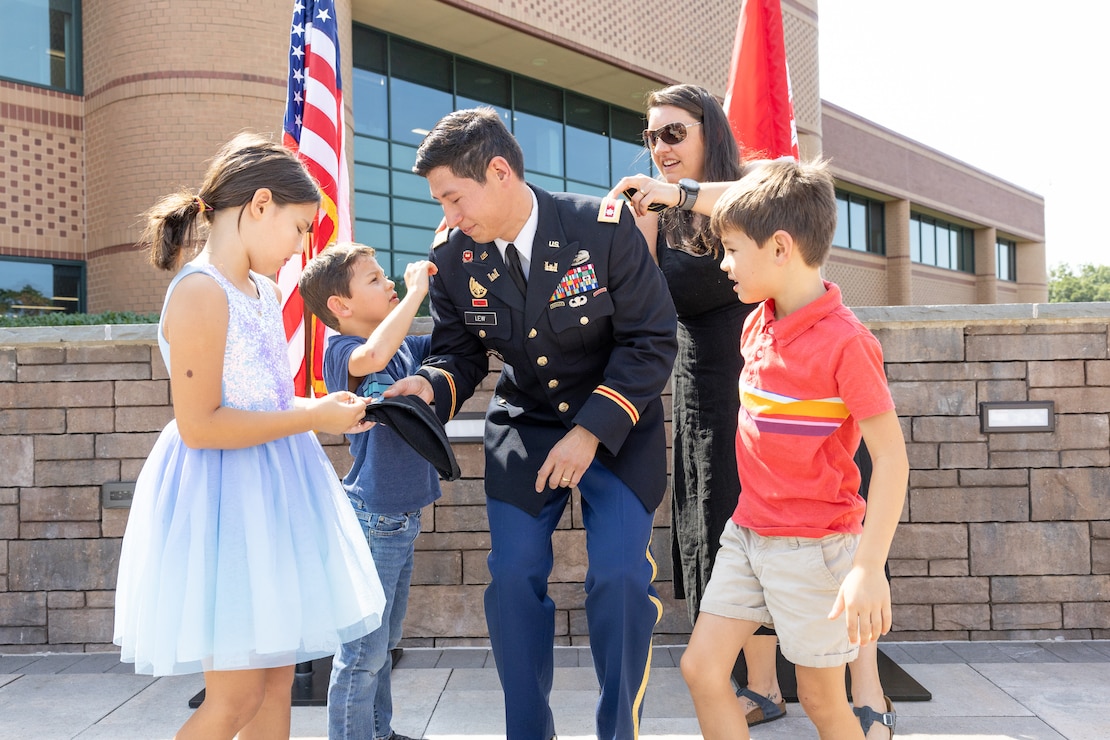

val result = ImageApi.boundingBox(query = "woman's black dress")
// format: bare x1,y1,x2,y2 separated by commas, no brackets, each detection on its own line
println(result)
658,243,757,625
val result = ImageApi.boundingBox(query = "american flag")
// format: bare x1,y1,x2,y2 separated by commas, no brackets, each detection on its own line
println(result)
277,0,351,396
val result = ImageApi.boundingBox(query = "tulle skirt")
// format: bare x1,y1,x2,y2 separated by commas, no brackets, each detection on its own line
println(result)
113,422,385,676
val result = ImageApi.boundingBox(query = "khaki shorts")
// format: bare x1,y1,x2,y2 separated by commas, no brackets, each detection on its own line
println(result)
701,521,861,668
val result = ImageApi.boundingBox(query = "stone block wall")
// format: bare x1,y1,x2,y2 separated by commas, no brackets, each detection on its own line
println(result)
858,303,1110,640
3,303,1110,652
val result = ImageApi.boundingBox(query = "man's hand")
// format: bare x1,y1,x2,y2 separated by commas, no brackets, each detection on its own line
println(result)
382,374,434,405
536,425,600,492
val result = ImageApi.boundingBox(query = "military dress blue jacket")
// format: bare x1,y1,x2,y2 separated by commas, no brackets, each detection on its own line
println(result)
417,185,678,516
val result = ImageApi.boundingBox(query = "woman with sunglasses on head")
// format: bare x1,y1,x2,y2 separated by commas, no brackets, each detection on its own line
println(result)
609,84,894,739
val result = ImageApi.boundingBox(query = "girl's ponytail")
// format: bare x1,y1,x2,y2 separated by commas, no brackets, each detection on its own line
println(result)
142,191,208,270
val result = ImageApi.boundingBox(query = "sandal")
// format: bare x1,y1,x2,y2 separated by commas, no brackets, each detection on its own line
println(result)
737,687,787,726
854,695,896,738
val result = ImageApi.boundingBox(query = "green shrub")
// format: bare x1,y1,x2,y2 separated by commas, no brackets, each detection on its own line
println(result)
0,311,159,328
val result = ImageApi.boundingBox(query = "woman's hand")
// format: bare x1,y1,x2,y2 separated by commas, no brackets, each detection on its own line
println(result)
607,175,681,217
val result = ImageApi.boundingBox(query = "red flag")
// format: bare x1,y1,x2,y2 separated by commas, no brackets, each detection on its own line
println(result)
723,0,800,161
277,0,351,396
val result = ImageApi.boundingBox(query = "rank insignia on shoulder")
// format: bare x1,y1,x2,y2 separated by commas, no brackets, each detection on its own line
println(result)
597,197,622,223
432,225,451,248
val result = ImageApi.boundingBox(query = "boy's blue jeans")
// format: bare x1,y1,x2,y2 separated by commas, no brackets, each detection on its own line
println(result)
328,500,421,740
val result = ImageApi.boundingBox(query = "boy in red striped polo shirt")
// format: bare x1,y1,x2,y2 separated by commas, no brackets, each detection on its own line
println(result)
680,159,908,740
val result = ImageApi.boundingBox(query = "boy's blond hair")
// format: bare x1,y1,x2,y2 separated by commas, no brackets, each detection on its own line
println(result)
298,242,378,331
710,159,837,267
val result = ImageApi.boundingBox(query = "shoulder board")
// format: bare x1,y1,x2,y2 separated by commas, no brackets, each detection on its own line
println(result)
432,225,451,248
596,197,623,224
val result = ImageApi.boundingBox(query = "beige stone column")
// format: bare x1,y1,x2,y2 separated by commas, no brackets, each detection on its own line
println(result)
82,0,352,312
975,227,998,304
884,199,911,305
1016,241,1049,303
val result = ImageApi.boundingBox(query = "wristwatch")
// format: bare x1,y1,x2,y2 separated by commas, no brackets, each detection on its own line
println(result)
677,178,700,211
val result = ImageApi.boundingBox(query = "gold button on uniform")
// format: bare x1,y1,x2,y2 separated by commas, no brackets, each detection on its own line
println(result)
537,356,548,367
548,379,559,389
558,402,569,413
528,329,537,338
478,329,486,338
579,316,589,325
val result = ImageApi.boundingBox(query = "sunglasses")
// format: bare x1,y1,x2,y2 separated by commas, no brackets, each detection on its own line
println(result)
641,121,702,148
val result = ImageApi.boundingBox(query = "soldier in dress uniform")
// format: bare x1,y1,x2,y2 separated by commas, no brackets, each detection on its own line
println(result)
386,108,678,740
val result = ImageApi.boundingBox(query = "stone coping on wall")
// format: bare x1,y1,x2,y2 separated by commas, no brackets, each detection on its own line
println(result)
853,302,1110,325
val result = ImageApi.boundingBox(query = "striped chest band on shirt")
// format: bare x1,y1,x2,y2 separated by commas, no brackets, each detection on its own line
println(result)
739,382,848,437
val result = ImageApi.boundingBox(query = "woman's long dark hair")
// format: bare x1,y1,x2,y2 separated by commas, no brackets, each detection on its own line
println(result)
647,84,743,257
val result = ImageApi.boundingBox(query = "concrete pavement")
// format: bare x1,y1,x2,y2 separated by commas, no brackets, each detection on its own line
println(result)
1,641,1108,739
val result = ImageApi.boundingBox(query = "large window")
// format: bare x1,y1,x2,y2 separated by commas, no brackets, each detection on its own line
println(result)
833,189,885,254
996,237,1016,281
909,213,974,273
351,25,651,277
0,0,81,93
0,257,85,315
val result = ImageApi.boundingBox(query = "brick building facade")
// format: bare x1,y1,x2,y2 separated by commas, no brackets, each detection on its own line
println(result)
2,0,1045,316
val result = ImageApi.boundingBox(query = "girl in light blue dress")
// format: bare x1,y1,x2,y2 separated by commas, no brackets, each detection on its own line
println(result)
113,133,385,739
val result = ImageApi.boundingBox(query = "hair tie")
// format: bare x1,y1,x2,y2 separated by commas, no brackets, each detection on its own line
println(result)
194,196,213,214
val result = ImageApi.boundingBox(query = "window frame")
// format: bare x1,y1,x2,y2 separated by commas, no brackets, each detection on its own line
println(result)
0,255,86,315
833,188,885,255
0,0,83,94
996,237,1017,282
909,212,976,274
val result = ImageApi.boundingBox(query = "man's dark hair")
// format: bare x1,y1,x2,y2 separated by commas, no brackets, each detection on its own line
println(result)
413,107,525,182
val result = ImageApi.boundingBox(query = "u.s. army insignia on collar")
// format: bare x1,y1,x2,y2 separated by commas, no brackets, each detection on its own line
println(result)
544,261,558,272
487,269,500,282
548,240,559,248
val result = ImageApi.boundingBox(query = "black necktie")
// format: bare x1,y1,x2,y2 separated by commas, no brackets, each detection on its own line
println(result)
505,242,528,296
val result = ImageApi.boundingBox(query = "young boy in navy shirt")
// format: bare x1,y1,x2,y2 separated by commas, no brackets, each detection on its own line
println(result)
300,243,439,740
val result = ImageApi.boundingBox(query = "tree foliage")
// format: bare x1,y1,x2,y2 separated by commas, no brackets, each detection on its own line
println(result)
1048,263,1110,303
0,284,53,314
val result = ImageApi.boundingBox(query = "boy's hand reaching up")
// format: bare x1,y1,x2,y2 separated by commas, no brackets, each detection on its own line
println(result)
403,259,437,298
